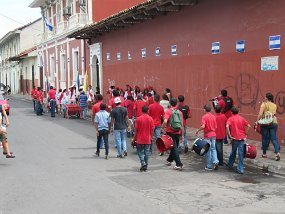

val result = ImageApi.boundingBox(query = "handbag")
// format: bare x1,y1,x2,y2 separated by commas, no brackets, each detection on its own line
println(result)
258,102,274,125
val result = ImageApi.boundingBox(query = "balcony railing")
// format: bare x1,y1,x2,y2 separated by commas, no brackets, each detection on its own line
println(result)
57,21,68,35
68,13,88,30
35,13,88,44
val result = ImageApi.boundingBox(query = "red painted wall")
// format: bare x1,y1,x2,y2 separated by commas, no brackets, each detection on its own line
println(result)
92,0,146,22
94,0,285,142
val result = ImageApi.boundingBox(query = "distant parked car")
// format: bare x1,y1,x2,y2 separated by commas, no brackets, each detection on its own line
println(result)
0,95,10,115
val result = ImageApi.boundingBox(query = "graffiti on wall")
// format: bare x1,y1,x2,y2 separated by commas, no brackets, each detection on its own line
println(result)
275,91,285,115
219,73,284,116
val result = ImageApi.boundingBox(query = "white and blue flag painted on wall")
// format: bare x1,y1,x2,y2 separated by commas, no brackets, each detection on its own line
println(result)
116,52,121,61
155,47,160,56
171,45,177,56
141,48,146,58
211,42,220,54
236,40,245,53
269,35,281,50
128,51,132,60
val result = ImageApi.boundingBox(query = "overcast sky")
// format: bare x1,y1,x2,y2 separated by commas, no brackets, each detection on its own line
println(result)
0,0,41,39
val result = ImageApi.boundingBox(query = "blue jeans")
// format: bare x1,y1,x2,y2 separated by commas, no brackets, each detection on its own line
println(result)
137,144,151,166
96,129,109,155
227,140,245,174
114,129,127,156
50,100,56,117
205,137,219,169
151,126,162,153
81,107,87,119
183,126,187,146
215,139,224,165
261,124,280,154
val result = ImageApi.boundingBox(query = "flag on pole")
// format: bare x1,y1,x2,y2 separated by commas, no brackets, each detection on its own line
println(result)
46,77,49,93
43,16,53,31
83,72,88,92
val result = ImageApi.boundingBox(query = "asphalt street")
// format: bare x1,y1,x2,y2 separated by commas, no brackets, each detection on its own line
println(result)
0,97,285,214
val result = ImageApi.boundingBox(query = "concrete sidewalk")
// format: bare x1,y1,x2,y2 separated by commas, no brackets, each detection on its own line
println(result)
187,128,285,176
10,93,285,175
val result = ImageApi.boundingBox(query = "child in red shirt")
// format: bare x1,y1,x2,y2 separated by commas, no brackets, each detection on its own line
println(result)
214,105,227,166
226,106,251,174
196,104,219,171
134,106,154,172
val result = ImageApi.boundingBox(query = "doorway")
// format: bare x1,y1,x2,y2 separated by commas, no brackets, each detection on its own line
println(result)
91,55,100,92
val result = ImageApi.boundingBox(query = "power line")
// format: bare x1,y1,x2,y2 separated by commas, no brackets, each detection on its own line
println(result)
0,12,43,33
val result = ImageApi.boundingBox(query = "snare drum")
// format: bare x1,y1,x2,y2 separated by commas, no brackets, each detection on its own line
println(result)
192,138,210,156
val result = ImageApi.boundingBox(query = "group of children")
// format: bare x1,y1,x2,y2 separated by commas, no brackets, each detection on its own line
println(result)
31,85,97,118
31,84,251,174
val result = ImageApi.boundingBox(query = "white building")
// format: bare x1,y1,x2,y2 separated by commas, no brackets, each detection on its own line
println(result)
29,0,92,93
0,19,41,94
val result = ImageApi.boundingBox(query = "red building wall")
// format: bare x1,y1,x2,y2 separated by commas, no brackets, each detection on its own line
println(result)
94,0,285,141
92,0,146,22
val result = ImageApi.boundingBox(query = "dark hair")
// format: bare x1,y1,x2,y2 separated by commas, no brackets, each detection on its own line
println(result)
154,94,160,102
59,89,62,92
178,95,184,102
215,105,221,113
112,89,119,97
142,105,149,113
96,94,103,101
137,94,143,100
221,89,228,97
165,88,171,93
63,89,66,93
169,98,177,107
50,86,53,89
162,94,169,101
147,92,152,97
127,95,133,100
266,93,274,102
37,87,41,90
231,106,239,114
100,103,106,110
204,104,211,112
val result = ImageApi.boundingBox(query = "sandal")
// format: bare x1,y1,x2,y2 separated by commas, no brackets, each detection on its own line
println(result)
261,154,267,158
275,153,280,161
6,154,15,158
3,151,13,155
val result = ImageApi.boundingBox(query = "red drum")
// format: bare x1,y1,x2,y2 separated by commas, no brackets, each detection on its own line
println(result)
244,143,257,159
156,135,174,153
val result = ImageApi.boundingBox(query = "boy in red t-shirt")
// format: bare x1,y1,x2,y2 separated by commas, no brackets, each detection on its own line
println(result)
134,106,154,172
226,106,250,174
196,104,219,171
214,105,227,166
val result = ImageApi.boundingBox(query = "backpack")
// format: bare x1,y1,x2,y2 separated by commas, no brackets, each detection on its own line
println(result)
178,104,190,120
222,97,233,113
169,109,182,131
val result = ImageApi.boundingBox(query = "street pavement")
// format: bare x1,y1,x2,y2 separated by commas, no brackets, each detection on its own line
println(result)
0,96,285,214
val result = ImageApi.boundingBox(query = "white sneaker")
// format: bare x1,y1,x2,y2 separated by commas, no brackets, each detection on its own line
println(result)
174,165,183,171
205,167,213,171
165,161,172,166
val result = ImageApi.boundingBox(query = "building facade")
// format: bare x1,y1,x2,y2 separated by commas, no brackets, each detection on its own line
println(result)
69,0,285,141
0,19,41,94
29,0,145,94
